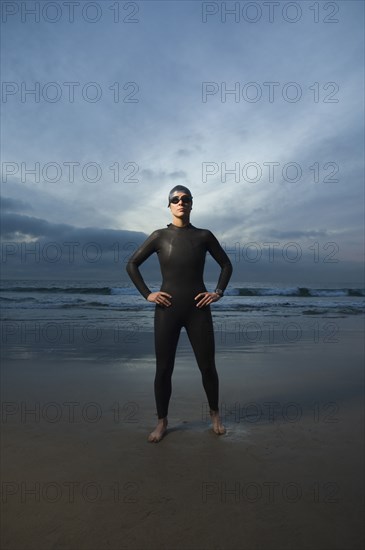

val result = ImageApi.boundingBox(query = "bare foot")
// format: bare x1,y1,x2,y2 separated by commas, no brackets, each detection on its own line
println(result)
148,417,168,442
210,410,226,435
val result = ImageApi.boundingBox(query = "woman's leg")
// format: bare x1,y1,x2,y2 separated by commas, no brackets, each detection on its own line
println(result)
154,305,182,419
184,305,219,411
185,305,225,434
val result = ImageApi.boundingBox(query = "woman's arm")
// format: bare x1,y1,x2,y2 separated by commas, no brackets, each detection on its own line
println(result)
194,231,233,308
125,230,160,299
206,230,233,293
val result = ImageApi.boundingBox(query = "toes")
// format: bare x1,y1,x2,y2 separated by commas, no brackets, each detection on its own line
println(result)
148,428,166,442
212,422,226,435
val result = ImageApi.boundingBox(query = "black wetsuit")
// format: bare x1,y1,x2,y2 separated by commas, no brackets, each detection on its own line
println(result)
126,222,233,419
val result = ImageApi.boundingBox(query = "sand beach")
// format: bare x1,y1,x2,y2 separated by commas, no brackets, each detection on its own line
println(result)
1,314,364,550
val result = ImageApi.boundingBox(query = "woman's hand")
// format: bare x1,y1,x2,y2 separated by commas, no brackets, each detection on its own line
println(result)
194,292,221,308
147,291,172,307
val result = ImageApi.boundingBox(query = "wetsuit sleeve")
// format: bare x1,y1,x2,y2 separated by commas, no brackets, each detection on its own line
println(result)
125,230,160,299
206,231,233,292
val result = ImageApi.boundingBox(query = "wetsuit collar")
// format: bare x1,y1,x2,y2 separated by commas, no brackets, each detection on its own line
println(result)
167,223,193,229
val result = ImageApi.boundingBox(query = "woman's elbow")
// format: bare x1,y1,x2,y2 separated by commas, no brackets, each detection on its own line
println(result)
125,261,134,275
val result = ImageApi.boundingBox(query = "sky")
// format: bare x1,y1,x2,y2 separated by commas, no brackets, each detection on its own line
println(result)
1,0,364,284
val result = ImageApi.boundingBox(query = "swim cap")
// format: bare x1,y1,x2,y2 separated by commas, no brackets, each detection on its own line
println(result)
168,185,193,206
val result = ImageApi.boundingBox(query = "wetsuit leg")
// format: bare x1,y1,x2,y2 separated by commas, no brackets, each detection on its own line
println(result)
184,305,219,411
154,304,182,418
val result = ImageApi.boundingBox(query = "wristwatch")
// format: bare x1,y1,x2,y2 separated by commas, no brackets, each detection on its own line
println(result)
214,288,224,297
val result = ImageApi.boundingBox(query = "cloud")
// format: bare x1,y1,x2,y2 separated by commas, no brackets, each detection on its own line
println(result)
176,149,192,157
267,230,329,239
1,201,363,283
139,169,187,182
1,197,33,213
1,2,363,282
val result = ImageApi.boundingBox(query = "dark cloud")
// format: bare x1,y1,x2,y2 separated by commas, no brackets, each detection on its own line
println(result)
1,207,363,283
0,210,157,280
1,212,71,239
1,197,33,213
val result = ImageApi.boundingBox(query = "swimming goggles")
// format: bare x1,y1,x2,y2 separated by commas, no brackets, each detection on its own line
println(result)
169,195,192,205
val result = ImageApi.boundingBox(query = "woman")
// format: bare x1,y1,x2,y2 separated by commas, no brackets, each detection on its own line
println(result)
126,185,233,442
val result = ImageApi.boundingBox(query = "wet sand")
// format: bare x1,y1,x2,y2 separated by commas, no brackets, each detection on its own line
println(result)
1,319,364,550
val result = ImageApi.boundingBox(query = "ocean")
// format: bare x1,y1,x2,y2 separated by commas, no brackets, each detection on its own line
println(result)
1,279,364,335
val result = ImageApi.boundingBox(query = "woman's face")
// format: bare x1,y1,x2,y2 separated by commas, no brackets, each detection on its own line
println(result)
169,192,193,217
